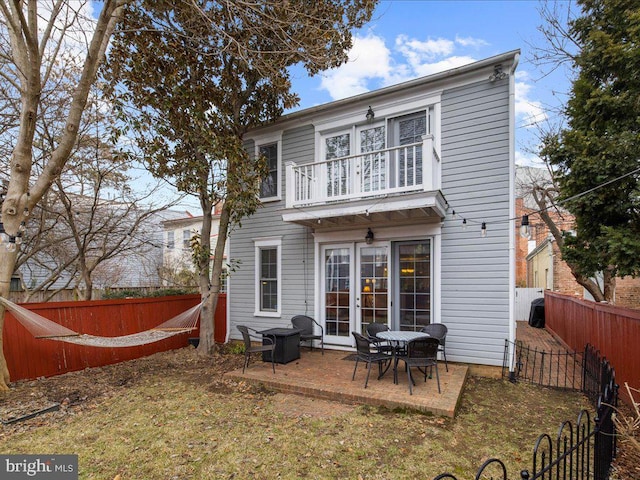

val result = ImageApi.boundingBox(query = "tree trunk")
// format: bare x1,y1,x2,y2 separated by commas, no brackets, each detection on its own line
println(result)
197,202,231,356
197,197,215,354
0,1,126,390
0,249,18,390
532,187,607,302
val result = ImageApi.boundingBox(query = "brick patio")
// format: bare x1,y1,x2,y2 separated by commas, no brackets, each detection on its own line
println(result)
225,323,566,418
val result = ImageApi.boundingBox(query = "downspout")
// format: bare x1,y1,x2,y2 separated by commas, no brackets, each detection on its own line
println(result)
508,53,520,368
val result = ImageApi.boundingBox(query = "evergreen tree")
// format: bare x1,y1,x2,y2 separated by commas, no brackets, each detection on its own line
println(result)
541,0,640,301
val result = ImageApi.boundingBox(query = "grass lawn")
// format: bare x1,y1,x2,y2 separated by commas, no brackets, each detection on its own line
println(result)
0,347,593,479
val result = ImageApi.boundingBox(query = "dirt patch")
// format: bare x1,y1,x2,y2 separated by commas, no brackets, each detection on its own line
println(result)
271,392,355,419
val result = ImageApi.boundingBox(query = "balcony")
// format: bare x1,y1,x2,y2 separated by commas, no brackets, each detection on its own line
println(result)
282,135,446,227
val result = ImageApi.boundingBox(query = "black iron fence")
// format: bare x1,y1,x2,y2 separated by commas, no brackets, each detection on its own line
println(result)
502,339,584,390
433,343,618,480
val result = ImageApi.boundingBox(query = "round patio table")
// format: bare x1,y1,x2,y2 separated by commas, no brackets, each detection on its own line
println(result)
376,331,430,384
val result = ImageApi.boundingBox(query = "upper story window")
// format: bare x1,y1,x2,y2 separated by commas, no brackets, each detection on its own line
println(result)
258,142,280,201
167,231,174,249
183,229,191,249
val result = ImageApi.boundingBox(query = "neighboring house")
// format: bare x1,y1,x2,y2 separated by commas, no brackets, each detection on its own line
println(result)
227,51,520,366
527,236,640,308
162,204,228,291
517,167,640,309
14,204,180,302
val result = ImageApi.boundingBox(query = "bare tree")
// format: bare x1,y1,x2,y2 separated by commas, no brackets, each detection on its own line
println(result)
0,0,127,390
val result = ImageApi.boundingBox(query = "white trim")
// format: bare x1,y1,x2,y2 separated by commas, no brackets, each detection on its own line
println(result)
254,236,282,317
313,93,442,132
508,54,520,352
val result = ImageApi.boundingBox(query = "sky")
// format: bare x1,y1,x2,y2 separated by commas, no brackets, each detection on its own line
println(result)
137,0,576,211
286,0,573,167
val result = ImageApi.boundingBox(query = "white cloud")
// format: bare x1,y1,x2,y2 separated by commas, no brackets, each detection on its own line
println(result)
319,34,394,100
395,35,455,66
515,150,544,167
455,35,490,48
411,56,477,77
515,71,547,129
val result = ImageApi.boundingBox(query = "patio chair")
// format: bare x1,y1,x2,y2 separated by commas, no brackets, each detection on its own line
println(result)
420,323,448,371
351,332,392,388
398,337,441,395
291,315,324,355
237,325,275,374
365,323,394,355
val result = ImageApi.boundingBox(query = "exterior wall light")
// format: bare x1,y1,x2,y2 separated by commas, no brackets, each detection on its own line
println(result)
365,228,374,244
520,215,530,239
366,106,374,123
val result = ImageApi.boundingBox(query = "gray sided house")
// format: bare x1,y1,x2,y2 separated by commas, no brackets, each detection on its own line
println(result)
228,50,519,367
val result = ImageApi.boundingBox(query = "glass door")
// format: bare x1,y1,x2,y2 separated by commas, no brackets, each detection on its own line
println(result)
357,123,386,193
321,242,390,346
395,241,431,331
322,245,353,346
357,243,389,335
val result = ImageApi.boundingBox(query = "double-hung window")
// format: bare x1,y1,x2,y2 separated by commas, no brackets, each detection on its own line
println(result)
258,140,281,201
167,231,174,250
254,237,281,316
183,229,191,249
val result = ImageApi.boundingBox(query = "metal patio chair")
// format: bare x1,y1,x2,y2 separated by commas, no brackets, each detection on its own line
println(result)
237,325,275,374
420,323,448,371
291,315,324,354
365,323,394,355
351,331,392,388
398,337,441,395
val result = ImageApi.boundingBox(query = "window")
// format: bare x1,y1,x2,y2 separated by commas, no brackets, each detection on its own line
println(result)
391,111,427,187
325,132,351,197
167,231,174,249
254,237,281,316
259,142,279,200
219,268,228,294
183,229,191,249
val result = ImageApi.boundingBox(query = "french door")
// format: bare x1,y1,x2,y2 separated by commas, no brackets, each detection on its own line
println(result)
322,242,389,346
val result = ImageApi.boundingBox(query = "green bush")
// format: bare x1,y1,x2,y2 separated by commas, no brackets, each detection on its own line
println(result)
102,288,198,300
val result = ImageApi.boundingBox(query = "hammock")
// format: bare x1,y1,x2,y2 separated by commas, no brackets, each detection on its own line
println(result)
0,297,201,348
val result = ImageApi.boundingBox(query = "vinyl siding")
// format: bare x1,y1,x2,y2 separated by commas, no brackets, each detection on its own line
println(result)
440,78,511,366
229,71,514,367
228,126,315,338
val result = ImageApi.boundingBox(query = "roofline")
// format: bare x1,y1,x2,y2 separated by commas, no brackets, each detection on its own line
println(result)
259,49,520,127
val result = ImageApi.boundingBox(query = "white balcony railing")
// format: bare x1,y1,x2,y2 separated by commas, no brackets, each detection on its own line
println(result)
286,134,440,208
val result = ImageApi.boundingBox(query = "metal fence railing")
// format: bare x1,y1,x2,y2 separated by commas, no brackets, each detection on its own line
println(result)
433,342,618,480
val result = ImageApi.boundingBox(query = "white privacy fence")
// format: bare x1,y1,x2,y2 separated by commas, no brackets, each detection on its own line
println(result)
515,287,544,321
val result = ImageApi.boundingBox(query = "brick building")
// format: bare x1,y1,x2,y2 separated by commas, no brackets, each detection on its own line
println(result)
515,179,640,309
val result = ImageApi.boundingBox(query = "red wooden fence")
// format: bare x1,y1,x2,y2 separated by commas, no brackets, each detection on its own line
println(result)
3,294,227,383
545,291,640,397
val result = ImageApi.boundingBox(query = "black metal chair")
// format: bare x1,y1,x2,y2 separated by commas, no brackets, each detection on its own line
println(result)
351,332,392,388
237,325,275,374
420,323,448,371
365,323,394,355
398,337,441,395
291,315,324,355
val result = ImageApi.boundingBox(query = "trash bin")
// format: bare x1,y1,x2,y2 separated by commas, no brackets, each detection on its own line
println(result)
528,297,545,328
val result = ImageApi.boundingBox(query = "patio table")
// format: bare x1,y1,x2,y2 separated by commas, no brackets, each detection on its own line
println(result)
258,328,302,364
376,331,430,384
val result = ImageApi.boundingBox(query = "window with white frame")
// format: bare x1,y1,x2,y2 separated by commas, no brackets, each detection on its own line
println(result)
318,106,436,196
258,142,280,200
183,229,191,249
167,231,174,249
254,237,281,316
